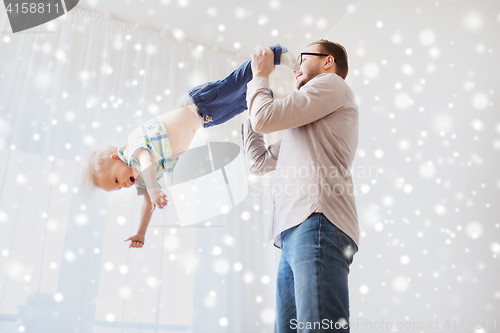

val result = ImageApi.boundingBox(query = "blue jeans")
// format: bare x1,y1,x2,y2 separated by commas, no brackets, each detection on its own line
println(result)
275,213,358,333
188,44,284,128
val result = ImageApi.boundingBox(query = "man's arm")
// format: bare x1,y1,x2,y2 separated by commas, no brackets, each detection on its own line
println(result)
247,74,347,134
271,89,292,100
242,118,281,175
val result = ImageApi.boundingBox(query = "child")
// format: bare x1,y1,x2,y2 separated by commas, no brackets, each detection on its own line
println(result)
81,44,299,248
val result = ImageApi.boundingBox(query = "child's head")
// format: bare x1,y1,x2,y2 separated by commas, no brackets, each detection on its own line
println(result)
81,146,136,195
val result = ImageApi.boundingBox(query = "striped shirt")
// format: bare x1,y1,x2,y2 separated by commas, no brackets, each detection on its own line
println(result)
118,117,178,195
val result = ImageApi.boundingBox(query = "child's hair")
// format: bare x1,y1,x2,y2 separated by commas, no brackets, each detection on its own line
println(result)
80,146,118,198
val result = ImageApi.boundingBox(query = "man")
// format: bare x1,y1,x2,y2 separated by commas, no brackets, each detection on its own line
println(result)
242,39,360,332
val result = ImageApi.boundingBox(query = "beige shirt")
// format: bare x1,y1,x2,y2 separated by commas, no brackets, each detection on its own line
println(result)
242,73,360,249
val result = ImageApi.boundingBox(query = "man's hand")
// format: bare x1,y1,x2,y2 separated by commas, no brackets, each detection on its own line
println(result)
125,234,145,248
251,46,275,79
147,188,168,212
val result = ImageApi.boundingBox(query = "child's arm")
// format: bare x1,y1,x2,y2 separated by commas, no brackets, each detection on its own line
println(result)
135,148,168,210
125,192,153,248
137,191,153,235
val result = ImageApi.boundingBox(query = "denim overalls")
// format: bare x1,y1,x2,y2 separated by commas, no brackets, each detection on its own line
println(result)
188,44,285,128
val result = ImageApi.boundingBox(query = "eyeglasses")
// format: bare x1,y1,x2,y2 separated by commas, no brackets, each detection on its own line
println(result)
297,52,335,65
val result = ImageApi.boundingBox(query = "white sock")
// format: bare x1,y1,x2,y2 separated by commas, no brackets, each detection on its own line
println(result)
280,51,300,71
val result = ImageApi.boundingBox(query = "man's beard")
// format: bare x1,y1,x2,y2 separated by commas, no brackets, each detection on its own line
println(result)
296,70,321,90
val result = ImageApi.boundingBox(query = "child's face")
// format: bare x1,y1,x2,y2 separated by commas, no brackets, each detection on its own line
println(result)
97,153,136,191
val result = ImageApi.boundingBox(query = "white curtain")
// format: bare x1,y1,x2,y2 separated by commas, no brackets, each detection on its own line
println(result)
0,7,287,332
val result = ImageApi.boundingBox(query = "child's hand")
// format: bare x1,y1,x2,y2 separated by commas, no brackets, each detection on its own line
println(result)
125,234,145,248
148,188,168,212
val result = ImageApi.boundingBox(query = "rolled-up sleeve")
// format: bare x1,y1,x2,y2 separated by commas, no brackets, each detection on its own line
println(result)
246,74,347,133
241,119,281,175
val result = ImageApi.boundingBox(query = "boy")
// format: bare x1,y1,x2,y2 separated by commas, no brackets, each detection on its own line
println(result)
81,44,299,248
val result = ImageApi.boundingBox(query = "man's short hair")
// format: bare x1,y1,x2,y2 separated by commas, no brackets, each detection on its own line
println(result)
308,39,349,80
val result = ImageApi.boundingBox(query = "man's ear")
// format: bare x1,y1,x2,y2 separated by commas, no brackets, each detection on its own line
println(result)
110,153,120,160
324,56,336,70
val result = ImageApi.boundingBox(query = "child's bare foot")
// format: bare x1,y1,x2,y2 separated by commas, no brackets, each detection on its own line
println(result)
280,47,300,71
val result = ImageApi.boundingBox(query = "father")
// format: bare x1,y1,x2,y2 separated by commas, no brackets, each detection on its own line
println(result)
242,39,360,332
